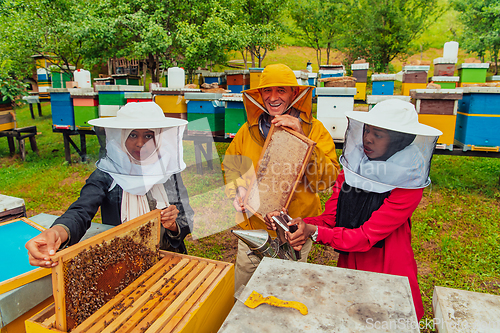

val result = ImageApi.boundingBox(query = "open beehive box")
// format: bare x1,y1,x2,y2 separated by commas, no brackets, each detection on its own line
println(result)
244,125,316,221
26,210,234,333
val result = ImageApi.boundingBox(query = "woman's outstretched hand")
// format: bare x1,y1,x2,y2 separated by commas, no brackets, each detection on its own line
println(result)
25,225,68,268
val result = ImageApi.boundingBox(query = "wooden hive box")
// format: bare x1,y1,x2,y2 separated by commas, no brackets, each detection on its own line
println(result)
243,125,316,221
26,210,234,333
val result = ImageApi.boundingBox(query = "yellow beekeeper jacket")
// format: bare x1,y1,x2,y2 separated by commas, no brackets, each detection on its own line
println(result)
223,64,340,236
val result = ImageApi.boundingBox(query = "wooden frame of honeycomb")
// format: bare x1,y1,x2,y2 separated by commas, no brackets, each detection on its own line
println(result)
26,210,234,333
244,124,316,222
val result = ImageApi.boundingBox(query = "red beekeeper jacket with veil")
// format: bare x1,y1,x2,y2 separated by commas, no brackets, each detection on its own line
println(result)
304,171,424,320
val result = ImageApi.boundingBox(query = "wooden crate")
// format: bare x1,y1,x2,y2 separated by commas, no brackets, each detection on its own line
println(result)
244,125,316,222
26,211,234,333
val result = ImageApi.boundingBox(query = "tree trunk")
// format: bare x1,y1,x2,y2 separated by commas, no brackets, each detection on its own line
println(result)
316,48,321,68
107,58,113,76
259,49,267,67
143,60,147,90
154,55,160,83
241,50,248,69
326,42,331,65
250,48,256,68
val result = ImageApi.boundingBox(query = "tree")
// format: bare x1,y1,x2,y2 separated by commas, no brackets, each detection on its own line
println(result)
340,0,444,72
0,0,92,79
175,9,239,80
453,0,500,74
238,0,286,67
289,0,347,67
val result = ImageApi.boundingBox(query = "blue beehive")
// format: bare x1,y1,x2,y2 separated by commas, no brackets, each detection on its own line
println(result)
227,85,250,93
371,74,396,95
455,87,500,151
203,72,226,86
48,88,75,130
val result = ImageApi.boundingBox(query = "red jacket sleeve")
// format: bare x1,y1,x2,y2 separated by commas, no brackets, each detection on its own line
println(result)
305,171,423,253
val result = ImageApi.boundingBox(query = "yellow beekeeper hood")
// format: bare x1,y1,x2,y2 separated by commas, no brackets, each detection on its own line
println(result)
242,64,314,125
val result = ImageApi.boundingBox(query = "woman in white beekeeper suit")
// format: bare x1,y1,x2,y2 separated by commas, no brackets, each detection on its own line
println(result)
26,102,194,267
267,99,442,320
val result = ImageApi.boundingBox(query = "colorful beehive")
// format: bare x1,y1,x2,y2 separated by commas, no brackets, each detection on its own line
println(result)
184,92,225,135
70,89,99,130
433,58,457,76
351,63,369,83
354,82,367,101
458,63,490,86
0,194,26,222
191,70,209,87
111,74,141,85
0,97,15,131
51,72,72,89
316,87,356,141
249,68,264,89
371,74,396,95
429,76,459,89
96,85,144,117
293,70,309,86
401,65,429,96
410,89,463,150
308,73,318,97
318,66,344,87
402,65,429,83
366,95,411,110
47,88,75,130
486,75,500,84
225,70,250,93
124,92,152,103
93,77,114,90
319,64,344,71
221,93,245,138
152,88,200,121
202,72,226,87
455,87,500,151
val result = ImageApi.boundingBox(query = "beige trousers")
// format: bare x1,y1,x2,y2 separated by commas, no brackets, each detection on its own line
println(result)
234,237,313,293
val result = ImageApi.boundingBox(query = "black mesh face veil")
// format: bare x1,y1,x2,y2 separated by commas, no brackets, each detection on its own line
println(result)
363,124,417,162
340,118,439,193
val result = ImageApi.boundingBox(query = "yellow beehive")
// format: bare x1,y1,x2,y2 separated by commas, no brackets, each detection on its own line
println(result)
402,83,427,96
418,114,456,146
355,82,366,100
154,95,187,114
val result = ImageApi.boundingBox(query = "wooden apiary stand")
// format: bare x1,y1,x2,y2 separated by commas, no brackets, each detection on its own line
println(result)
243,124,316,222
26,210,234,333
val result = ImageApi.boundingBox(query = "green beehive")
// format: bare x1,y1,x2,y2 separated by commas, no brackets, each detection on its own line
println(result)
51,72,72,88
224,108,246,136
187,113,224,134
98,92,127,106
74,106,98,128
458,63,489,83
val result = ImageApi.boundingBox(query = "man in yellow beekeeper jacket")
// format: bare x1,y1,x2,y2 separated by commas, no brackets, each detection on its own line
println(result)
223,64,340,290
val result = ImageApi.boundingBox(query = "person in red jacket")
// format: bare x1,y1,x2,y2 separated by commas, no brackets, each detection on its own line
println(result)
265,99,442,320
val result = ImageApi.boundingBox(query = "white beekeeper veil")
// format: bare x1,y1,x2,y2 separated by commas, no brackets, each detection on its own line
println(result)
340,99,442,193
88,102,187,196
